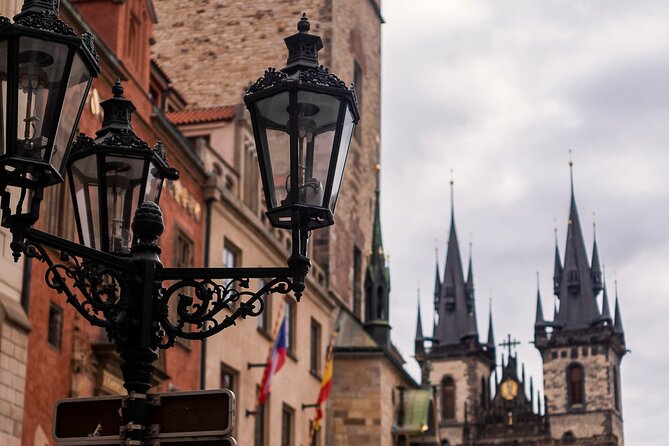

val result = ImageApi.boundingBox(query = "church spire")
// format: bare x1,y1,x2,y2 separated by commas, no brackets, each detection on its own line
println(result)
487,299,495,349
466,239,475,309
599,274,613,324
553,227,562,296
535,273,548,332
363,164,391,347
555,158,601,329
614,280,625,337
434,174,471,345
415,291,425,357
591,220,603,294
433,247,441,313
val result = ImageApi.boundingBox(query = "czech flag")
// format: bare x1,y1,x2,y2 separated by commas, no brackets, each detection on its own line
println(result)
258,315,288,405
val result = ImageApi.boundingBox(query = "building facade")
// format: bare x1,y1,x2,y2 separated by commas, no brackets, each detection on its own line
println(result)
415,177,627,446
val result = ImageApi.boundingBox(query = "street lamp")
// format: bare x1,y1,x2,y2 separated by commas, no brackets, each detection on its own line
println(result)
245,13,359,231
0,0,99,240
0,13,357,445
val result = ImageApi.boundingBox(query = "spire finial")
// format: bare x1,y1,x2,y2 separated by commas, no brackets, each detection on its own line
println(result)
297,13,310,33
568,149,575,197
449,169,455,218
536,270,540,289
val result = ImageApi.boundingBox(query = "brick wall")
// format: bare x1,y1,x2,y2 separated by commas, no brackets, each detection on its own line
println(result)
152,0,383,310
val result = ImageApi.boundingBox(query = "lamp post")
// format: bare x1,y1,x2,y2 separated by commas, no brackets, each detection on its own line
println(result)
0,11,358,445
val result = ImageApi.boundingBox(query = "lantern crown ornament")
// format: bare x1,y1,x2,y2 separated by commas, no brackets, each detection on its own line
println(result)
67,81,178,255
244,13,359,231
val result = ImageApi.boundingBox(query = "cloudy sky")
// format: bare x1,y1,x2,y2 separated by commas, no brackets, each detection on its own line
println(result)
380,1,669,445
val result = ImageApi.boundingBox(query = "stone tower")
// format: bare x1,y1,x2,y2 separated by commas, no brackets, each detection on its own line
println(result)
535,167,626,445
416,183,495,445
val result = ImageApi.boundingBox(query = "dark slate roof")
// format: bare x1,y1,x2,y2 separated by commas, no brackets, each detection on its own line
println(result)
553,179,601,329
486,305,495,348
415,294,424,341
433,197,479,345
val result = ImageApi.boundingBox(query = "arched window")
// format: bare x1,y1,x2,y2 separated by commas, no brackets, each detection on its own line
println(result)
364,284,373,321
441,376,456,420
567,363,585,406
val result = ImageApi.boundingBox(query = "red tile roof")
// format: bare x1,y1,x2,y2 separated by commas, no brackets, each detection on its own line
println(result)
166,106,237,125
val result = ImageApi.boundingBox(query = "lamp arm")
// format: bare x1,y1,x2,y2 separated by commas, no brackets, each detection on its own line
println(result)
22,237,123,331
155,274,293,348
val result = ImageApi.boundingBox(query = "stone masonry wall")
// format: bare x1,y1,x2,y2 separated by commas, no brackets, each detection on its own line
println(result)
0,321,29,446
542,343,624,445
429,355,491,446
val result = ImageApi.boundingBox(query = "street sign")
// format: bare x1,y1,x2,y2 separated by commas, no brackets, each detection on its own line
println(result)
150,390,235,438
54,389,235,445
54,395,123,443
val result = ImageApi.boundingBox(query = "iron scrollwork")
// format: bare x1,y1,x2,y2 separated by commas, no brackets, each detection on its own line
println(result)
23,239,124,334
156,275,294,348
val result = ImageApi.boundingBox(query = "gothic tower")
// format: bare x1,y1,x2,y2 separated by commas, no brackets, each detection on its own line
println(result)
415,183,495,445
535,166,626,445
364,168,391,348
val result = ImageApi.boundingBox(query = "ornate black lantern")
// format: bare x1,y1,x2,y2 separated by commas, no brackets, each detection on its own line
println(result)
0,0,99,191
244,14,359,231
67,81,178,255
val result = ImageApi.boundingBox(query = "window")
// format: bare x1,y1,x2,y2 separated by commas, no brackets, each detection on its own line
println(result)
243,134,261,215
255,385,266,446
441,376,455,420
567,363,585,406
220,363,238,393
376,286,385,319
352,246,362,319
257,279,271,334
281,404,294,446
310,319,321,376
284,299,296,354
223,240,241,288
172,230,194,345
48,303,63,349
187,135,210,152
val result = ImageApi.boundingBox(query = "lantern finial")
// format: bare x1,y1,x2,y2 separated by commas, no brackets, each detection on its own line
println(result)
297,13,310,33
283,13,323,72
112,79,124,97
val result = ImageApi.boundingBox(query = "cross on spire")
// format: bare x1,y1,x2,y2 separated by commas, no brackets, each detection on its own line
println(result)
499,334,520,359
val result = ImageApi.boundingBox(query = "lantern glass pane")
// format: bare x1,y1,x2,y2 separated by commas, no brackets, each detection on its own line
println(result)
296,91,341,208
256,91,290,209
105,156,145,254
0,40,7,157
144,163,165,203
52,54,91,174
328,106,355,212
16,37,70,164
71,156,100,249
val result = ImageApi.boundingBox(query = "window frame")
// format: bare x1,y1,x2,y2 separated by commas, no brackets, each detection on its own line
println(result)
254,385,266,446
352,246,362,319
567,362,585,407
47,302,63,350
257,279,271,336
441,376,456,421
310,318,322,378
281,403,295,446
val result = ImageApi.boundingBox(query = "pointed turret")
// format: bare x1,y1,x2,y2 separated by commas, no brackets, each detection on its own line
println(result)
487,303,495,349
614,281,625,338
434,178,472,345
364,165,391,348
555,162,601,329
599,281,612,325
534,286,548,334
466,243,475,309
591,224,603,294
415,292,425,357
553,229,562,296
433,255,441,312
